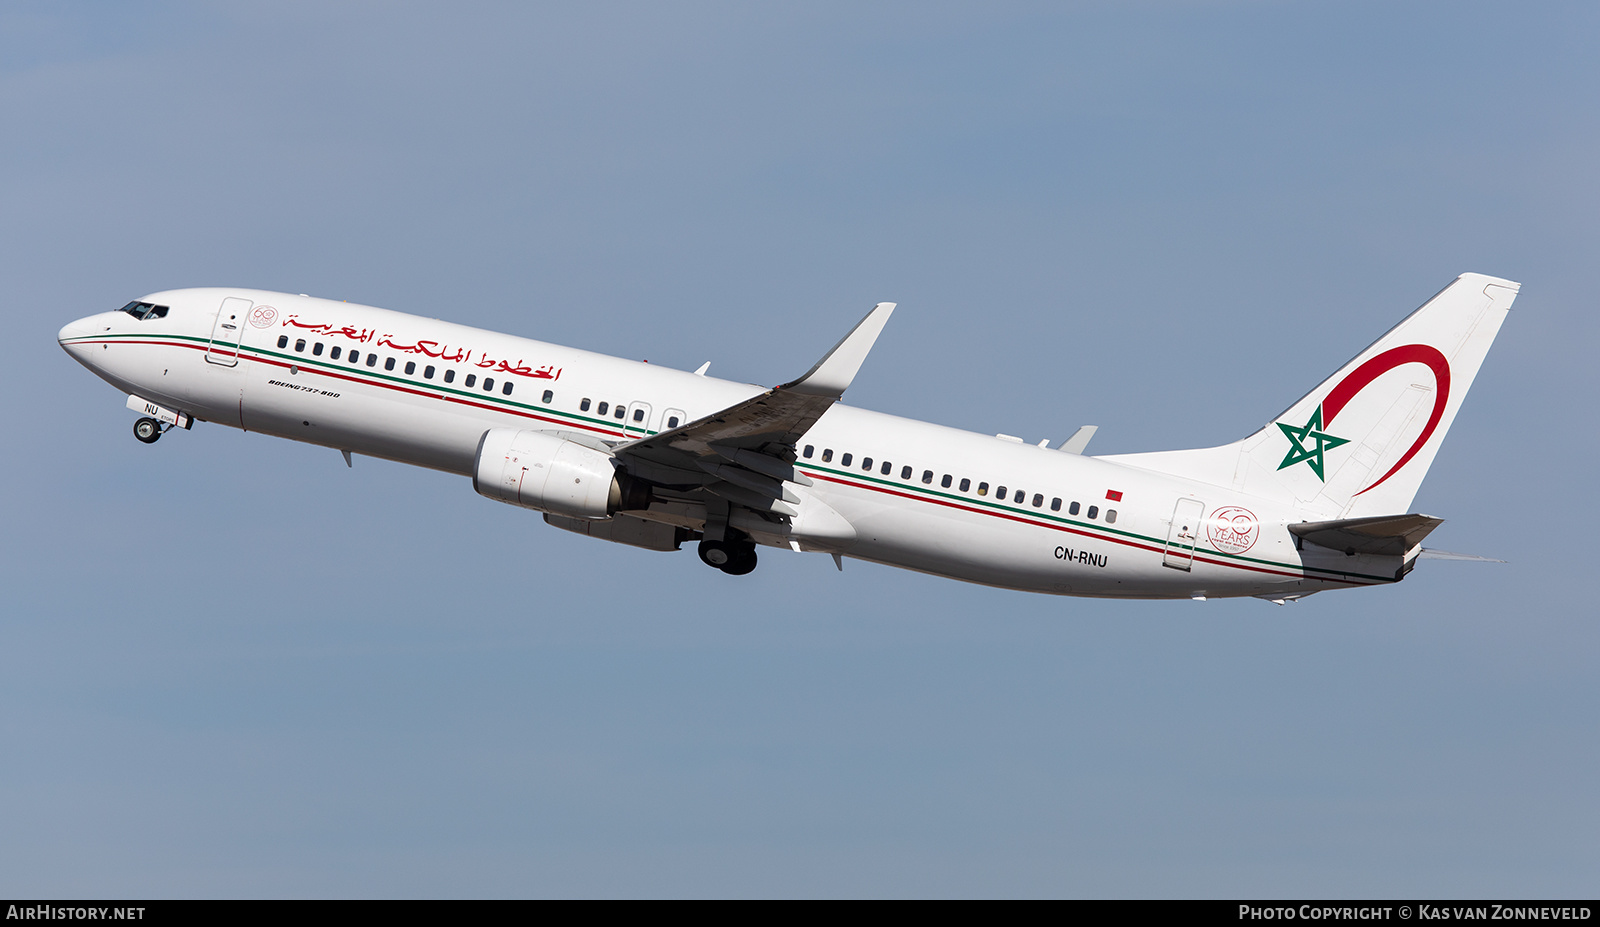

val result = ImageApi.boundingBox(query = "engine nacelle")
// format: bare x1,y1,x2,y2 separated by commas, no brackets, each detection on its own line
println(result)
473,428,648,519
544,513,690,551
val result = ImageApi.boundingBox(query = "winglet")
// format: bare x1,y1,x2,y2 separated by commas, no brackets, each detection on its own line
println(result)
1059,425,1098,455
782,302,896,397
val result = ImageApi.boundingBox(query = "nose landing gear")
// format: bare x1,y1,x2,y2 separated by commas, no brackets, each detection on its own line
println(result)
698,538,758,575
126,396,193,445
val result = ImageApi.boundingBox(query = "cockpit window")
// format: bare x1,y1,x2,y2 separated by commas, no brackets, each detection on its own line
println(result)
118,301,168,321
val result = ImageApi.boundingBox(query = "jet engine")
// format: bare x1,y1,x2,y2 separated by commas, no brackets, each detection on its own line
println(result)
473,428,649,519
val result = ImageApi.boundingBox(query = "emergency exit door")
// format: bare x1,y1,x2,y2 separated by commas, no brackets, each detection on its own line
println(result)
624,401,652,440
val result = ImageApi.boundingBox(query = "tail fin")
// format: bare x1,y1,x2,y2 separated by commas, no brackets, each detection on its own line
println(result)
1104,273,1518,518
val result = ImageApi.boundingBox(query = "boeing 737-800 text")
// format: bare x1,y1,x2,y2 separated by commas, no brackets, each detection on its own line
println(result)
58,274,1516,601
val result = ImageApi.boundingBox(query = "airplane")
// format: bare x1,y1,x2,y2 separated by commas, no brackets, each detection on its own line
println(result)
57,273,1516,602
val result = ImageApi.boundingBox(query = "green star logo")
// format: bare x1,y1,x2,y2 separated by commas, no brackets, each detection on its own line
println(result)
1275,405,1349,481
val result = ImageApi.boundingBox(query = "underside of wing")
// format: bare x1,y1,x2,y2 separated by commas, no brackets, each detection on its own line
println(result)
618,386,841,485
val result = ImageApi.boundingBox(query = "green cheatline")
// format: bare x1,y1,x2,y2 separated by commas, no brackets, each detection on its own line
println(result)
794,461,1390,583
71,332,1389,582
1276,405,1349,480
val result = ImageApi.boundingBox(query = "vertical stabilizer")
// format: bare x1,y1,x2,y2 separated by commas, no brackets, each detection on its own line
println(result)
1103,273,1518,518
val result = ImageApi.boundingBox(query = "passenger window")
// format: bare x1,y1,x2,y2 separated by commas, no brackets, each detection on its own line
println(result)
1032,493,1043,507
1106,509,1117,524
1069,501,1080,515
978,482,988,496
1051,497,1062,512
841,453,852,467
348,350,360,364
901,466,912,480
444,369,455,383
597,401,608,416
404,361,415,375
862,457,873,471
294,339,306,352
959,478,971,492
822,449,833,463
313,343,324,356
465,374,476,387
424,365,435,379
803,445,813,458
542,390,553,404
503,381,514,396
366,354,377,367
997,486,1007,500
1087,505,1099,520
484,377,495,392
941,474,952,488
580,398,591,411
613,405,625,419
881,461,892,476
633,408,644,422
330,346,341,360
277,335,288,349
385,357,396,371
668,416,680,428
922,470,933,484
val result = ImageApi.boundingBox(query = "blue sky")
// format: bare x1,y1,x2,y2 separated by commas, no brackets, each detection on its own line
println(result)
2,1,1595,897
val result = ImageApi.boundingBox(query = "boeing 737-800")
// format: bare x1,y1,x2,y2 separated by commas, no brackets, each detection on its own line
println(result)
58,274,1516,601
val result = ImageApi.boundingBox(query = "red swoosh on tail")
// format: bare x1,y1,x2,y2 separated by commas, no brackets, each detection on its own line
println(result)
1322,344,1450,496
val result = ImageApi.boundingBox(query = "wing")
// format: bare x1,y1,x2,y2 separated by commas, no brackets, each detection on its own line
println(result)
615,301,895,514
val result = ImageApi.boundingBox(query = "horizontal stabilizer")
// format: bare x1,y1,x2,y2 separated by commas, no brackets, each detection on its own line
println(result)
1289,513,1443,556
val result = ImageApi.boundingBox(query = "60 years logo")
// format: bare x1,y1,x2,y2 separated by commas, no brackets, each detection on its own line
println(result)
1206,506,1259,554
249,306,278,329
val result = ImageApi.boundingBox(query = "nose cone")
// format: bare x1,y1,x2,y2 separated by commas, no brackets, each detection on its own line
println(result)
58,316,103,366
58,317,94,347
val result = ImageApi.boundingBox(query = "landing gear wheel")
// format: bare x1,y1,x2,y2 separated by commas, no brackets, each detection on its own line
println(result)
698,539,759,575
698,540,733,569
722,546,758,575
133,417,162,444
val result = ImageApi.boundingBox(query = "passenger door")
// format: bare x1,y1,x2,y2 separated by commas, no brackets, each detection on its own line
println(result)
1163,498,1205,571
205,297,252,366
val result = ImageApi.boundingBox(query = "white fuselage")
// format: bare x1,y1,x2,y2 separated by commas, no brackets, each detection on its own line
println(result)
59,288,1400,599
